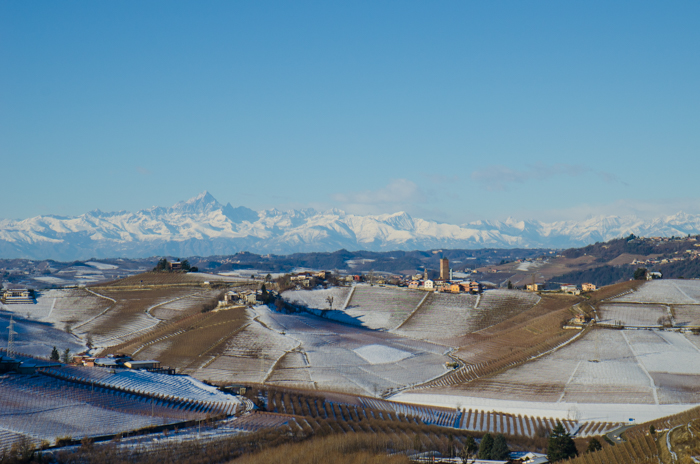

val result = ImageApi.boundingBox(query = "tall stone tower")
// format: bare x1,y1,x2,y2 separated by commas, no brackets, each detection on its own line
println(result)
440,258,449,280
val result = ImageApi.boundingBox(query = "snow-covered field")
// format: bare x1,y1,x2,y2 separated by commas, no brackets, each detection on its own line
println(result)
284,286,540,344
252,305,451,395
78,312,160,347
283,286,352,310
425,328,700,415
390,392,695,424
598,303,668,327
150,289,221,320
1,288,111,330
342,286,425,329
47,366,241,404
0,366,242,447
612,279,700,304
395,293,478,341
396,290,539,343
673,305,700,326
354,344,412,364
194,321,297,384
0,313,85,358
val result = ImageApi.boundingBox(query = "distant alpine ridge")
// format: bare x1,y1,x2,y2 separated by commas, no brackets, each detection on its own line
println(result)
2,192,700,260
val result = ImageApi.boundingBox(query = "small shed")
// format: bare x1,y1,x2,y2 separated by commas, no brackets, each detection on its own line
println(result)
124,360,161,370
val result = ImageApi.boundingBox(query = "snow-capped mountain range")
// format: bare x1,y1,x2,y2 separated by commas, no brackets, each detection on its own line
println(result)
2,192,700,260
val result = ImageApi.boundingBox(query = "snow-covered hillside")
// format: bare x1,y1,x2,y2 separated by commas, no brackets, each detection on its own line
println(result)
2,192,700,260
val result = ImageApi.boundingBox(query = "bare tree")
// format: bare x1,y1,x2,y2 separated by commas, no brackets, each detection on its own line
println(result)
326,296,334,311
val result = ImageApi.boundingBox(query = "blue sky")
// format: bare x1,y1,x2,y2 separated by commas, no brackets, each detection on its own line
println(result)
1,1,698,223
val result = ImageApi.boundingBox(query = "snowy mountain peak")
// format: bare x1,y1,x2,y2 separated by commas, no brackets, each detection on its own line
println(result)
170,191,222,215
3,193,700,260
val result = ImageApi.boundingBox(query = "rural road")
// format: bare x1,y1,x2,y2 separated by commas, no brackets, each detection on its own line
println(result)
606,425,634,444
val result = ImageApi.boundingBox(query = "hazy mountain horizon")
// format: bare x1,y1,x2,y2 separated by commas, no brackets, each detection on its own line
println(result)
1,191,699,260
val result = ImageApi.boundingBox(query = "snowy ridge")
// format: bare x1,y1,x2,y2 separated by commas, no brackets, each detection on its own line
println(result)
3,192,700,259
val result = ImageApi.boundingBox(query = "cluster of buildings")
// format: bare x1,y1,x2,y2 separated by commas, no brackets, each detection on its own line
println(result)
631,247,700,267
221,287,280,306
525,283,597,294
289,270,337,287
407,259,484,294
75,354,173,373
222,289,260,305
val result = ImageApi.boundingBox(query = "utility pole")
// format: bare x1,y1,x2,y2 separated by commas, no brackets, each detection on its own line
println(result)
7,315,15,357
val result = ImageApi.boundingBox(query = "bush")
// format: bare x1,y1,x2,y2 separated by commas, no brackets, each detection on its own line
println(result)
55,436,73,447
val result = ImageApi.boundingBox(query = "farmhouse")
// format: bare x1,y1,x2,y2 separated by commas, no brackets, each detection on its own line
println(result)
224,291,240,303
526,283,544,292
169,261,182,271
290,273,310,281
469,281,483,294
1,289,34,304
560,284,580,295
582,283,597,292
239,290,258,305
423,279,435,290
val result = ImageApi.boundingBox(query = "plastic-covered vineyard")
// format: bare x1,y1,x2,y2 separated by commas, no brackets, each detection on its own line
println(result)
39,366,241,416
0,365,245,450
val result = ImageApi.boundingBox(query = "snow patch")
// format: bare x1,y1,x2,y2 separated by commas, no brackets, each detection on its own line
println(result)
353,344,411,364
85,261,119,270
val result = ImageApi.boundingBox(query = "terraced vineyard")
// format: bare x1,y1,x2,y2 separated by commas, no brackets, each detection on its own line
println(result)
194,321,297,383
673,304,700,326
150,289,223,320
130,307,251,372
598,303,668,327
100,272,209,287
261,388,618,439
343,286,426,330
394,293,477,342
26,288,113,328
612,279,700,305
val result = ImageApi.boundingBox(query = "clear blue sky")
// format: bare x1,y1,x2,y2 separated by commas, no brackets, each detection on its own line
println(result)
1,1,698,223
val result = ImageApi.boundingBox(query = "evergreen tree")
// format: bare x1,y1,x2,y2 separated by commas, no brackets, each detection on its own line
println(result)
181,259,191,271
153,258,168,272
478,433,493,460
586,437,602,453
491,433,510,460
260,284,269,304
50,346,60,361
460,436,477,463
61,348,72,364
547,421,578,462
